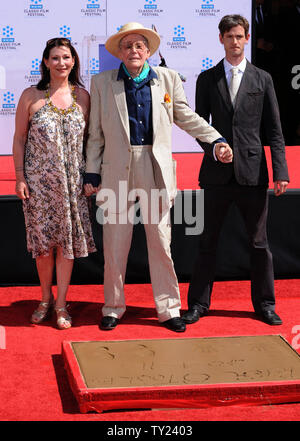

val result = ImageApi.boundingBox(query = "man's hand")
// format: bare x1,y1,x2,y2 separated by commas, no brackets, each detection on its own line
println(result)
215,142,233,163
84,183,101,197
274,180,288,196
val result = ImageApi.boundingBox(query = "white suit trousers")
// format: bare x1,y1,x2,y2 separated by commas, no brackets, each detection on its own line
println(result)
102,146,181,322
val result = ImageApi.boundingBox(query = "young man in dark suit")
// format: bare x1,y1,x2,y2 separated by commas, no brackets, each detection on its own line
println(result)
182,14,289,326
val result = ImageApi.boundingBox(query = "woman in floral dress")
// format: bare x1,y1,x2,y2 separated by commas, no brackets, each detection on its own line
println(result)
13,38,96,329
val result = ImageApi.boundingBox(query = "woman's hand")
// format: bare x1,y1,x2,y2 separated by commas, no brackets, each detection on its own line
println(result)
84,183,100,197
15,178,30,200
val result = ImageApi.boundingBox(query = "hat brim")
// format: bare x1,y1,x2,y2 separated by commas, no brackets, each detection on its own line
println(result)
105,28,160,58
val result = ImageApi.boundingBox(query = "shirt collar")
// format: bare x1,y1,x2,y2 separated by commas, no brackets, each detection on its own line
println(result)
223,57,247,75
117,62,158,82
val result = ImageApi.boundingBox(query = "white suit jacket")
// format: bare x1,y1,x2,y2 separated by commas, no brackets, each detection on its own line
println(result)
85,66,222,208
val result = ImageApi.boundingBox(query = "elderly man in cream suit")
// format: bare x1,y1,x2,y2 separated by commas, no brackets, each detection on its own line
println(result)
84,22,232,332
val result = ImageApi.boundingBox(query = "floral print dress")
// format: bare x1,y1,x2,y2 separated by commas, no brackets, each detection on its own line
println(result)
23,91,96,259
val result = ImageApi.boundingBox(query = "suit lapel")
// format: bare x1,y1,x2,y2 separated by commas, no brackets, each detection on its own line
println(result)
234,60,253,110
215,60,233,113
150,75,162,144
111,77,130,145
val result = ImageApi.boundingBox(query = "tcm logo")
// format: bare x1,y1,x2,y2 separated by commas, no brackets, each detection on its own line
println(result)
201,57,213,72
31,58,41,75
0,65,5,89
59,25,71,40
291,65,300,90
173,25,185,42
2,91,15,109
2,25,14,42
144,0,157,9
89,58,99,75
202,0,214,9
30,0,43,9
87,0,100,8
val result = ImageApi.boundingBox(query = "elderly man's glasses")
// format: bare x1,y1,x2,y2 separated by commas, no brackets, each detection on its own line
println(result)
120,41,148,52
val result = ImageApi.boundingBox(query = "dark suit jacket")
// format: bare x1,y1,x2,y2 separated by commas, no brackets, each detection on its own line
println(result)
196,59,289,187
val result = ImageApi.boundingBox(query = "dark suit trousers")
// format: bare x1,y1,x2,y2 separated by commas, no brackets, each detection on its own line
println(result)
187,184,275,314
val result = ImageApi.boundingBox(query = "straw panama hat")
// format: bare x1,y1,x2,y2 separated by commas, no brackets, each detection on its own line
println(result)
105,22,161,58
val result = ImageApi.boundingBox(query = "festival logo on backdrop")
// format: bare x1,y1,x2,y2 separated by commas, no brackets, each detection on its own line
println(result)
24,58,41,85
88,58,100,75
57,25,79,47
196,0,221,17
166,25,191,49
194,56,214,80
201,57,213,72
0,90,16,116
0,26,21,50
59,25,71,40
24,0,50,17
138,0,164,17
81,0,106,17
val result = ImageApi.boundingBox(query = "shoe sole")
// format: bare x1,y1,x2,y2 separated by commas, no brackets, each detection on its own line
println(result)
100,321,119,330
182,317,200,324
255,312,282,326
163,326,186,332
261,319,282,325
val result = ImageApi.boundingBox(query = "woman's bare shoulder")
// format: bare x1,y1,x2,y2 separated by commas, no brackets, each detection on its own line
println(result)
20,86,45,102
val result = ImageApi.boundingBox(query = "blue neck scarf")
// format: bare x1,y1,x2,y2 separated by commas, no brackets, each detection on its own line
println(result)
122,62,150,84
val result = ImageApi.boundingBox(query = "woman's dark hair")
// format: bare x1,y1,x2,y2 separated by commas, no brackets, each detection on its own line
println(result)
218,15,249,37
37,37,84,90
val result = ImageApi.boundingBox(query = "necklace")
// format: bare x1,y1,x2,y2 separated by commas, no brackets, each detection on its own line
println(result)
45,84,77,115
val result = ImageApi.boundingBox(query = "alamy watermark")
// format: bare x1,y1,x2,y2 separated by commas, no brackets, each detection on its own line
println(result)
291,325,300,350
291,65,300,90
95,184,204,236
0,326,6,350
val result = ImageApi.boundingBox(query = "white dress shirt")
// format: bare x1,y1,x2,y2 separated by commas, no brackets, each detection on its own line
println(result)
213,58,246,161
223,57,247,91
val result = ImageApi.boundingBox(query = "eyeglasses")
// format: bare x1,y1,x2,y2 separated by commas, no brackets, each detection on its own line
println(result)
120,41,148,52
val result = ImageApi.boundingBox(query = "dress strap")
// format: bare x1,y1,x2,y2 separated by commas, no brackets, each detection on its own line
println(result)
45,88,51,105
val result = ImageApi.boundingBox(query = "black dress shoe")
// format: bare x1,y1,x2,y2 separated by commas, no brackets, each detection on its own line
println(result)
100,316,119,330
162,317,186,332
257,310,282,325
182,308,206,324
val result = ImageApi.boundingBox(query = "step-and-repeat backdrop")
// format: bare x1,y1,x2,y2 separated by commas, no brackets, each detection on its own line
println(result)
0,0,252,155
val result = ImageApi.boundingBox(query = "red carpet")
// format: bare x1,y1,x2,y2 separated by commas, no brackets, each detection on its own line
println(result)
1,150,300,422
1,146,300,195
0,280,300,421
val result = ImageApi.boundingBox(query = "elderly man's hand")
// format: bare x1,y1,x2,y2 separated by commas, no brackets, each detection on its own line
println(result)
84,183,100,197
215,142,233,163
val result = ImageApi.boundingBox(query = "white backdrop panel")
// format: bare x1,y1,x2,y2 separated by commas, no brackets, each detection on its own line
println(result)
0,0,252,155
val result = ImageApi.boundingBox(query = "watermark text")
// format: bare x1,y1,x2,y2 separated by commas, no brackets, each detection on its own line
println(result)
0,326,6,350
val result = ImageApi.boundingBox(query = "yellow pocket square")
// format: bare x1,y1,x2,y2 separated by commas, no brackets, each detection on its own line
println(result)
164,93,171,103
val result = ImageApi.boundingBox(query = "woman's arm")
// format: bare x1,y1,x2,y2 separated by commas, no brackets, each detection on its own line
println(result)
12,88,32,199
